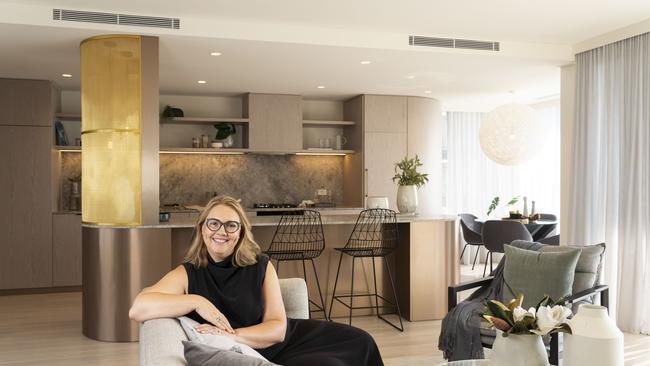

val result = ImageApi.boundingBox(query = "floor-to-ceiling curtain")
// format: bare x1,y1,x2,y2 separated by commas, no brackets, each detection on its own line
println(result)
445,104,560,265
568,32,649,334
445,103,561,219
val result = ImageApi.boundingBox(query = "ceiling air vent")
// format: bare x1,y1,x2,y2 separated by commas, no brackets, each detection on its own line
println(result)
53,9,180,30
409,35,499,51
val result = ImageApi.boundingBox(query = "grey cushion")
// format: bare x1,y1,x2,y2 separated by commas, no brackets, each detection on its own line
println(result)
503,244,581,308
178,317,269,361
510,240,606,294
183,341,277,366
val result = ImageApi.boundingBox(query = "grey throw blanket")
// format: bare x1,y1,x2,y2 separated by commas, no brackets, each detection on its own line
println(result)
438,241,542,361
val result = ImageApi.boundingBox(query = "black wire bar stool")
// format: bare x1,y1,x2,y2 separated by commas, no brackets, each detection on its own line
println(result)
264,210,328,320
327,208,404,331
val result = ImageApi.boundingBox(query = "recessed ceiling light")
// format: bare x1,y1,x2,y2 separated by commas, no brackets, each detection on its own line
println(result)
424,90,432,94
210,52,222,56
405,75,415,79
360,60,371,65
62,73,72,78
317,85,325,89
198,80,207,84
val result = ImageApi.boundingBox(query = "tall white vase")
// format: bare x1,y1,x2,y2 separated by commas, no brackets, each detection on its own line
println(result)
490,333,549,366
396,185,418,213
564,304,624,366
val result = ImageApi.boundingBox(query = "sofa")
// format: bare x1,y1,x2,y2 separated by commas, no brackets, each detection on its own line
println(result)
139,278,310,366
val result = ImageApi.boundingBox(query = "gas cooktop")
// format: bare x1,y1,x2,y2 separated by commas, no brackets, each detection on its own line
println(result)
252,203,298,209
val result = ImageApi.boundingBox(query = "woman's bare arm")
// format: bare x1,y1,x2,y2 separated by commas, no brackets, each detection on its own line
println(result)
196,262,287,348
128,265,234,333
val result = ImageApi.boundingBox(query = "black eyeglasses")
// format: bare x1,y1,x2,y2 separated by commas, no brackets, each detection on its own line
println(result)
204,218,241,233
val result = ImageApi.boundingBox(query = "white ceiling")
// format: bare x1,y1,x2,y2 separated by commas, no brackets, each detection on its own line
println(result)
0,1,649,110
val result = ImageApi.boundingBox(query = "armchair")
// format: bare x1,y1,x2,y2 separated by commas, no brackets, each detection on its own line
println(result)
139,278,309,366
442,240,607,365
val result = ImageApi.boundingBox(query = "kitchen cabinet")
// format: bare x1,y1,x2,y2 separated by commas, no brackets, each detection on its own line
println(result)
244,93,302,150
52,213,82,286
0,126,53,289
0,78,58,127
364,95,407,133
364,132,407,210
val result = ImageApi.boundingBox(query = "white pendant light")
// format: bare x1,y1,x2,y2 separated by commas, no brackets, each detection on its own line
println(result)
479,102,547,165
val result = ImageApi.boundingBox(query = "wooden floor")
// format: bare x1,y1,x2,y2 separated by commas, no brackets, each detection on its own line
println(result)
1,267,649,366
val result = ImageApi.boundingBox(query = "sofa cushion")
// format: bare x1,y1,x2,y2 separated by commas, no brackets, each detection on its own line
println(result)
178,316,268,362
503,244,581,308
510,240,606,295
183,341,277,366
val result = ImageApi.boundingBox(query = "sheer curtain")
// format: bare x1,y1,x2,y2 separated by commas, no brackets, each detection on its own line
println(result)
445,103,561,220
568,32,649,334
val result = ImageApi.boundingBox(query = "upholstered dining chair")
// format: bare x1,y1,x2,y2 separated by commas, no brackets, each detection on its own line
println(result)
533,213,558,241
458,214,484,270
481,220,532,276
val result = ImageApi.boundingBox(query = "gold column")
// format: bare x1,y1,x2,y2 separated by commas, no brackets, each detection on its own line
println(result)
80,35,159,225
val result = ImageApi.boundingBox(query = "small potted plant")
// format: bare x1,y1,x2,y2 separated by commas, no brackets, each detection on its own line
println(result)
486,196,519,218
483,294,572,366
392,155,429,214
213,123,237,148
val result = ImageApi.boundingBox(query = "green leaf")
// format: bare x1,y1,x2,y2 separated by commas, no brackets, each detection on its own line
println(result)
486,300,515,327
392,155,429,188
487,196,500,216
507,196,520,206
214,123,236,140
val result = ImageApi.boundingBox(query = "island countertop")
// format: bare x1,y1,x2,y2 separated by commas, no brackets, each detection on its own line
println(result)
82,212,457,229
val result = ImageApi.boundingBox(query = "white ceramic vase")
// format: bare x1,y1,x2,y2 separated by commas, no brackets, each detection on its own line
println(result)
490,333,549,366
396,185,418,214
563,304,624,366
218,135,234,148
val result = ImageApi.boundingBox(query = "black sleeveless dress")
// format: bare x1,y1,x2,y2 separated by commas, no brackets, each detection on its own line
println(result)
183,254,384,366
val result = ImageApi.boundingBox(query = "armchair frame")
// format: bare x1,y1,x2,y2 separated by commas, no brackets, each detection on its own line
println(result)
447,279,609,366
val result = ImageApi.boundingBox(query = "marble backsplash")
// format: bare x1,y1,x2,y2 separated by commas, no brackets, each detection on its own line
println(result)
160,154,343,208
59,154,344,210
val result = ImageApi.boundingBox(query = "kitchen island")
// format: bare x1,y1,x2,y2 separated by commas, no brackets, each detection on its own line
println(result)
82,210,458,341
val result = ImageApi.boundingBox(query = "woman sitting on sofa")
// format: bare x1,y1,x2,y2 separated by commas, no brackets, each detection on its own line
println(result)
129,195,384,366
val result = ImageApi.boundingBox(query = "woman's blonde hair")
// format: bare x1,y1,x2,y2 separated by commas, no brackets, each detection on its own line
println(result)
184,195,260,267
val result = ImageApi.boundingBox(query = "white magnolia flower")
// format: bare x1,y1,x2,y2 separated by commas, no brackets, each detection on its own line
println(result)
532,305,572,335
513,306,536,322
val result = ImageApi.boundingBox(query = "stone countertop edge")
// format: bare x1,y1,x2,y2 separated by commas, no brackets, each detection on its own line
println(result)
82,214,458,229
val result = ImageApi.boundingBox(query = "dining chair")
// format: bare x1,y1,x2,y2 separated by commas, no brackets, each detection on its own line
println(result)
532,213,558,241
481,220,532,276
458,213,484,270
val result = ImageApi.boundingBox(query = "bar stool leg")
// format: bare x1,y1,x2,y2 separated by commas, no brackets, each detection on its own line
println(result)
349,255,355,326
371,256,380,318
382,256,404,331
309,258,328,321
300,258,312,319
328,252,344,321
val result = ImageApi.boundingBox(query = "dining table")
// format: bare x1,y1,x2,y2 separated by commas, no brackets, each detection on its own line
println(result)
476,218,558,241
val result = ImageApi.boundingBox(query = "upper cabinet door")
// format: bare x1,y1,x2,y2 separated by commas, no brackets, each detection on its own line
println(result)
245,93,302,150
364,95,407,133
0,78,56,126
